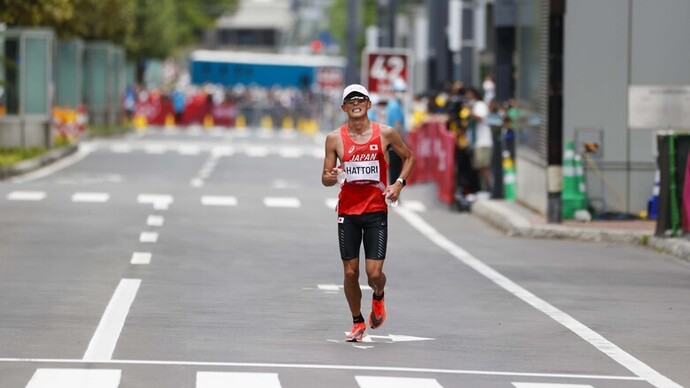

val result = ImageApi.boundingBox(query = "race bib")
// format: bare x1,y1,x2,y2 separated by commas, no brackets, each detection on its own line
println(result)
343,160,380,183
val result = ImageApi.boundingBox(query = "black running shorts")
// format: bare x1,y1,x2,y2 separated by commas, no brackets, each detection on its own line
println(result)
337,211,388,260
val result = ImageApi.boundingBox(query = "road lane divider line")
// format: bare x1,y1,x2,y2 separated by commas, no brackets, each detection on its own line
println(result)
6,191,46,201
83,279,141,361
71,192,110,203
512,383,593,388
196,371,281,388
201,196,238,206
394,207,682,388
25,368,121,388
264,197,301,208
139,232,158,243
130,252,152,265
147,215,164,227
0,358,644,381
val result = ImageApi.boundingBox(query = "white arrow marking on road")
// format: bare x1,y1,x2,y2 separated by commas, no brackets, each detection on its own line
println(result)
337,334,435,344
366,334,436,343
353,345,374,350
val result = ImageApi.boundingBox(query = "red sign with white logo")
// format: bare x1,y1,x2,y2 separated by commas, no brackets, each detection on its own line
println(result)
362,49,412,100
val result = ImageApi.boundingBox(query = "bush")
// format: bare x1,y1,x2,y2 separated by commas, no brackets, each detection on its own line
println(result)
0,147,47,167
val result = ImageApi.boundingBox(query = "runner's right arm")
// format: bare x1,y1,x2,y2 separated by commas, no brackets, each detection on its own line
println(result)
322,131,340,187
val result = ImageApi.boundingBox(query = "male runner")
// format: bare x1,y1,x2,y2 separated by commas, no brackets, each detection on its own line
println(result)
321,84,415,342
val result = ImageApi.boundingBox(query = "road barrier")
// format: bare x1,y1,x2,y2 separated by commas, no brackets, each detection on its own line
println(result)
406,121,457,205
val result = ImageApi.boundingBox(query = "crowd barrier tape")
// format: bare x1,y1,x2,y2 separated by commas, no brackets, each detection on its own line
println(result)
407,121,457,205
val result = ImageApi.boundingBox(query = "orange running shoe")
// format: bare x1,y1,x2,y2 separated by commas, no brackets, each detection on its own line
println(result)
346,321,366,342
368,297,386,329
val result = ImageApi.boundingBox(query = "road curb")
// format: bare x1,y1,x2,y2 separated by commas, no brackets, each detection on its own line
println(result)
471,199,689,263
0,144,78,180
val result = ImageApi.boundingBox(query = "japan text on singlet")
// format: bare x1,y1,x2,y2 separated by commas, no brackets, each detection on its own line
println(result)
337,122,388,215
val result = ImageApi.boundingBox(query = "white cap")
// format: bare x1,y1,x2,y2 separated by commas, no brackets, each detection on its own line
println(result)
342,84,370,102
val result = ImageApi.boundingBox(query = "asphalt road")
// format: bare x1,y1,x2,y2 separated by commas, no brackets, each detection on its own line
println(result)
0,126,688,388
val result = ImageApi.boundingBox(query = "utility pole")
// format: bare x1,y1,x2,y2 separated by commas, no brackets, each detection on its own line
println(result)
346,0,359,84
546,0,565,223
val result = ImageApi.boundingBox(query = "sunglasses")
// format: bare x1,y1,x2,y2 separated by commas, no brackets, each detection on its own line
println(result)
344,96,369,105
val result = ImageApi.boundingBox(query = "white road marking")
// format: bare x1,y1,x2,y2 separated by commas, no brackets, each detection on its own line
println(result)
401,200,426,212
325,198,338,210
153,202,169,210
7,191,46,201
318,284,372,291
83,279,141,361
394,207,682,388
312,148,324,158
191,178,204,187
201,196,238,206
212,146,234,157
257,130,275,139
72,192,110,203
137,194,173,209
10,144,95,183
264,197,301,208
26,368,121,388
178,145,201,155
246,146,269,157
130,252,151,265
278,148,302,158
356,376,443,388
279,130,297,139
144,144,166,154
139,232,158,243
0,358,644,382
512,383,594,388
147,215,164,227
110,144,132,153
196,371,281,388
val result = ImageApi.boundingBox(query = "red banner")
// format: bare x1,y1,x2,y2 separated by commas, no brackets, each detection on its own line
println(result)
407,121,457,205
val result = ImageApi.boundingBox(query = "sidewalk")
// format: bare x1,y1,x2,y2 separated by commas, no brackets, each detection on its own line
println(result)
471,199,690,263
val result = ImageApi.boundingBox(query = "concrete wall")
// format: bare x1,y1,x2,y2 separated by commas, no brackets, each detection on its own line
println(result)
564,0,690,214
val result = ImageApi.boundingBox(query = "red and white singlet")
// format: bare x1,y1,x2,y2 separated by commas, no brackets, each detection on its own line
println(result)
337,122,388,215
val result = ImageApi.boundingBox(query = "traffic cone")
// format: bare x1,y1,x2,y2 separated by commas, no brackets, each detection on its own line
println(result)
647,168,660,220
502,150,516,201
562,140,586,219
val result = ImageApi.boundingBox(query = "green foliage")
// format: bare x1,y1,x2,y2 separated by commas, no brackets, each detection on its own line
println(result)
0,0,238,61
0,147,46,167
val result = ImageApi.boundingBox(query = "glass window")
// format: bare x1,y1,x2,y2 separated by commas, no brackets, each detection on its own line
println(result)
25,37,49,115
1,37,20,115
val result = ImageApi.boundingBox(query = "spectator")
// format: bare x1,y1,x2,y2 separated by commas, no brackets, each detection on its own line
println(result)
467,87,493,193
482,74,496,103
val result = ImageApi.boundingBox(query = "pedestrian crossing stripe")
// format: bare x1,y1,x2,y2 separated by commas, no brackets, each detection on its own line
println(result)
6,191,46,201
196,371,281,387
4,193,426,212
356,376,443,388
26,368,121,388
